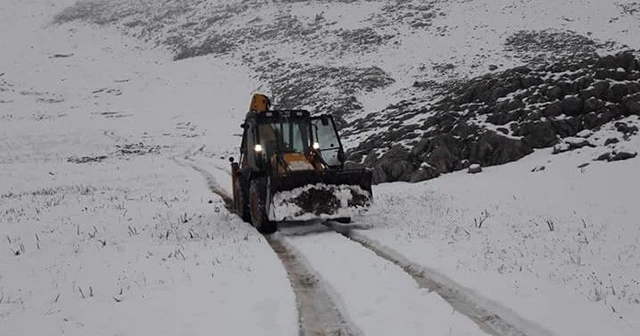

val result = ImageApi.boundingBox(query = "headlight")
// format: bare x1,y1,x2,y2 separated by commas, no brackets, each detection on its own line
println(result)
254,144,263,152
312,142,320,149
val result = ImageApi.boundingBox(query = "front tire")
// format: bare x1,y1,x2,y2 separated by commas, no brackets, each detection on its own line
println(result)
249,179,277,234
234,179,251,223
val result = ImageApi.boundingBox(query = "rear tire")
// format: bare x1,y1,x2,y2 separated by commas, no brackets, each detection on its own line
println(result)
249,179,277,234
234,179,251,223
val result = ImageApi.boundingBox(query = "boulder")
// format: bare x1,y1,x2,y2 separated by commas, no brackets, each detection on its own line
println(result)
595,151,638,162
561,96,583,116
604,138,619,145
487,108,525,125
544,85,564,100
552,117,583,138
611,151,638,161
372,145,416,183
615,122,639,135
468,164,482,174
595,152,612,161
595,54,618,69
468,131,533,166
623,92,640,115
591,80,610,99
565,137,594,148
417,134,463,173
410,166,440,182
610,83,629,102
542,101,563,117
576,129,593,138
516,121,558,148
583,97,605,113
552,142,571,154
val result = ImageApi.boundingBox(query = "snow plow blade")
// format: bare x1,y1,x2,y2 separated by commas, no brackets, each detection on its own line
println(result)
270,169,373,221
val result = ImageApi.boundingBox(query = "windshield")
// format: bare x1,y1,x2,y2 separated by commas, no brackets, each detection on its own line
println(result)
281,119,309,153
257,118,310,155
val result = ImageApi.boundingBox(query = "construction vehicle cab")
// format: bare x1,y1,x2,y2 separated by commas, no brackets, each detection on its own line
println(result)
230,94,373,233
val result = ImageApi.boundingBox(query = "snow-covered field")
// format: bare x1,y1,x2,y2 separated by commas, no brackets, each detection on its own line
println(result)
358,132,640,335
0,1,299,334
2,0,639,335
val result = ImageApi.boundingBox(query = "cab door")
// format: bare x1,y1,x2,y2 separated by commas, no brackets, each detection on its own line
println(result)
311,115,345,169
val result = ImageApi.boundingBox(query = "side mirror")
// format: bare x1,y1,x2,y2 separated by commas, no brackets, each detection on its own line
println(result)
240,123,248,129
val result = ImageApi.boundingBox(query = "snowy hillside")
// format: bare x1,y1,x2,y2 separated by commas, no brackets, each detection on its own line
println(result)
1,0,639,335
50,0,640,183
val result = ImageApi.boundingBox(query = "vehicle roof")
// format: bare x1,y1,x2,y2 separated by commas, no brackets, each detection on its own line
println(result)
245,109,312,120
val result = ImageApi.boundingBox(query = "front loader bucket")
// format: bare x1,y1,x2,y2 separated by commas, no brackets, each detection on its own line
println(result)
269,169,373,221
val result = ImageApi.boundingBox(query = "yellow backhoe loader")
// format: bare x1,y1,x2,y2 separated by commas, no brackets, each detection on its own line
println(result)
229,93,373,233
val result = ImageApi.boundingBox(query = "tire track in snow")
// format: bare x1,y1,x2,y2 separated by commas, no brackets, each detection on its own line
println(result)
267,234,361,336
323,221,554,336
176,156,359,336
176,154,538,335
172,155,234,209
282,229,494,336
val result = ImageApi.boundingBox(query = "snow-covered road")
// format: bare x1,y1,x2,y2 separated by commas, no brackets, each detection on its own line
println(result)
282,229,489,336
179,157,512,336
266,233,356,336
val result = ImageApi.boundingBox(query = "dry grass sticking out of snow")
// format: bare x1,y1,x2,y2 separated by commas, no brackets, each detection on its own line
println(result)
0,133,297,335
0,1,297,333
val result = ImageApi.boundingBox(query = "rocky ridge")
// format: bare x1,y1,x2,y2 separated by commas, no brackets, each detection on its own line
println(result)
350,52,640,182
349,51,640,182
